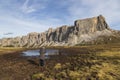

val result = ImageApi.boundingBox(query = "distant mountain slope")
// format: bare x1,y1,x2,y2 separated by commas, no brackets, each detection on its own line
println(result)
0,15,119,48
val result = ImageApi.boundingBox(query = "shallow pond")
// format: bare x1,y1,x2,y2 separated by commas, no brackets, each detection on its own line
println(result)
22,49,59,57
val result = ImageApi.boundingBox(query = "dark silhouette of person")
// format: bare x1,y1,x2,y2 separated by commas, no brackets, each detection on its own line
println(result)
39,47,46,71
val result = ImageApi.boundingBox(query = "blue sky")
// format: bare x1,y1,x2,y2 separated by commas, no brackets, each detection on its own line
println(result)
0,0,120,38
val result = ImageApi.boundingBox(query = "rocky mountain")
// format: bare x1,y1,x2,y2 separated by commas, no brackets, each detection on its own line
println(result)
0,15,119,48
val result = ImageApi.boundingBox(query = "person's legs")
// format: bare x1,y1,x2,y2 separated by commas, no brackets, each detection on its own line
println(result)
40,59,44,66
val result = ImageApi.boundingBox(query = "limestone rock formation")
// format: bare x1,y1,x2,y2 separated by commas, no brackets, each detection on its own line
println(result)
74,15,109,34
0,15,118,48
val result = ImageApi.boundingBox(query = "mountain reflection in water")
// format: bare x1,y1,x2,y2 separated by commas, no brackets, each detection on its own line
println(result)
22,49,59,57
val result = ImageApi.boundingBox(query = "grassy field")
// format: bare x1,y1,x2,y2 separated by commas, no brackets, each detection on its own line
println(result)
0,47,26,55
0,43,120,80
32,43,120,80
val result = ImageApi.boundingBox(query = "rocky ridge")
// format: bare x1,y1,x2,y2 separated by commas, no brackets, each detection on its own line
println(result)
0,15,119,48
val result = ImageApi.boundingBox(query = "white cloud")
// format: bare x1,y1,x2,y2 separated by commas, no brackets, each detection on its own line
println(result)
0,0,120,38
21,0,36,13
0,0,64,38
67,0,120,29
0,16,47,32
0,14,65,38
21,0,47,14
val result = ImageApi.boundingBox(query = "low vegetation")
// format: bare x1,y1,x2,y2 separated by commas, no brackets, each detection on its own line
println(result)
32,43,120,80
0,43,120,80
0,47,26,55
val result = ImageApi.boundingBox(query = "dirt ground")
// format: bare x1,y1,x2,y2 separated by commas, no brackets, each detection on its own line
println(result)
0,44,120,80
0,48,91,80
0,52,42,80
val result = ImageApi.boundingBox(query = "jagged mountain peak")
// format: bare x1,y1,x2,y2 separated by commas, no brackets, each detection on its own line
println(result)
0,15,119,47
74,15,110,34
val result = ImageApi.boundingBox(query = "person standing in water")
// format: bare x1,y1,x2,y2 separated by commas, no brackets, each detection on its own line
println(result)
39,47,46,71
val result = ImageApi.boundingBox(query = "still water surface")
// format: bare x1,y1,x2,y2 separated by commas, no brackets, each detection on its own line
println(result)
22,49,59,56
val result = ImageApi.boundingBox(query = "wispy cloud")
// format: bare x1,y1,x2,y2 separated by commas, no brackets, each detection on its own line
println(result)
0,13,64,38
21,0,48,14
21,0,36,13
0,0,120,38
0,0,63,38
3,32,13,35
66,0,120,29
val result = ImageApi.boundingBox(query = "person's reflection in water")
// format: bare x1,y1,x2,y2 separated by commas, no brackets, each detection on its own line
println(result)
59,49,62,56
39,47,46,71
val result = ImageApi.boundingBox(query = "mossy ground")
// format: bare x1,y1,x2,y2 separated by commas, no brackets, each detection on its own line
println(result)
0,43,120,80
32,43,120,80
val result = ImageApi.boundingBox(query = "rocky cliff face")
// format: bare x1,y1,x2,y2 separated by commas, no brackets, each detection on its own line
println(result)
0,15,116,48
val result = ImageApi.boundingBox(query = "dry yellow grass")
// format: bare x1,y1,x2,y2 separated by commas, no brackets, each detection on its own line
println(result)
32,43,120,80
99,51,120,57
0,47,26,55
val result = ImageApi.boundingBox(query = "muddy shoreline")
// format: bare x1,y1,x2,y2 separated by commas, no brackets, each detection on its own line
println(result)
0,48,73,80
0,49,67,80
0,46,99,80
0,51,42,80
